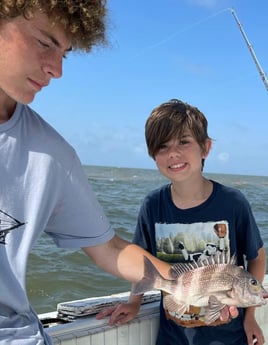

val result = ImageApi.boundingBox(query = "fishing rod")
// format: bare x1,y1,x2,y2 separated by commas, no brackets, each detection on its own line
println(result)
230,8,268,92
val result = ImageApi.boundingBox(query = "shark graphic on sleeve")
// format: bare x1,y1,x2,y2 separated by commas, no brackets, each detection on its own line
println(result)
0,210,25,245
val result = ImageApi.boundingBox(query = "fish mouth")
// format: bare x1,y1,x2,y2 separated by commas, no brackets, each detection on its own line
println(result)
258,291,268,305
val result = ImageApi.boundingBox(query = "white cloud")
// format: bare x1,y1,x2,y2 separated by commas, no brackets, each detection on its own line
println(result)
65,122,148,167
217,152,230,162
133,145,147,154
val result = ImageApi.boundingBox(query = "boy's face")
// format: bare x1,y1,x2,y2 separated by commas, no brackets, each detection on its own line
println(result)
154,130,211,182
0,10,72,109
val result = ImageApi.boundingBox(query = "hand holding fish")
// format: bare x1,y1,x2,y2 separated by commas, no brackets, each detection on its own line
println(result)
219,305,239,322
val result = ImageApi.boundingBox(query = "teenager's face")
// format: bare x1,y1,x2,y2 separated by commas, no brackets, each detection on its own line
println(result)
154,131,211,182
0,10,72,106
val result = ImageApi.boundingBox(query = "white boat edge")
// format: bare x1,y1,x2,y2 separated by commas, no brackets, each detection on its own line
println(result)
39,275,268,345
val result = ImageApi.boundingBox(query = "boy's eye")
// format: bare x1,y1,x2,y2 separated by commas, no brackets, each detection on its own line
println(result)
158,143,168,150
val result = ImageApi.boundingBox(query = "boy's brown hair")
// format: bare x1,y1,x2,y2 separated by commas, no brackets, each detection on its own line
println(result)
0,0,107,51
145,99,211,160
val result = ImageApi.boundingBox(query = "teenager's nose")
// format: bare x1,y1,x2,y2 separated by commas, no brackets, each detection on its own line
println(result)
43,56,63,79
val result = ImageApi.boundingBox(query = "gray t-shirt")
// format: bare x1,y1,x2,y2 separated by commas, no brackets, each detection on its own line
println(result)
0,103,114,344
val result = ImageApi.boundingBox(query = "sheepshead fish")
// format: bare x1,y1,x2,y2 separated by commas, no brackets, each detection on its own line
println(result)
133,253,268,324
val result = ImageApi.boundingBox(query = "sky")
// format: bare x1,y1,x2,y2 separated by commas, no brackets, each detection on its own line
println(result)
32,0,268,176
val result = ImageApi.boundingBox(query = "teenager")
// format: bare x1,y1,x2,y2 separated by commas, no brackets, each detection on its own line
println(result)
0,2,171,344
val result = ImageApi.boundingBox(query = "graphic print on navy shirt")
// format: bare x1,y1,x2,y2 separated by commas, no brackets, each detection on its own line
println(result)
155,220,230,263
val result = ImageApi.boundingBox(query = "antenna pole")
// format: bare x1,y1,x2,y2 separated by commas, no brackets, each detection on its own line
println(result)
230,8,268,92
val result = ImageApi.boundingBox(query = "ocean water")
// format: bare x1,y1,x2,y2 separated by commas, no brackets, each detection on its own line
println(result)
26,166,268,314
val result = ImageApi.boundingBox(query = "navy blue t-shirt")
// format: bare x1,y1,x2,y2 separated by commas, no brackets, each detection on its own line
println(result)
133,181,263,345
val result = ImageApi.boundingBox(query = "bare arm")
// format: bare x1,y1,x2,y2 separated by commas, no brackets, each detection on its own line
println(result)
244,247,266,345
85,235,239,325
82,235,171,282
84,236,160,326
247,247,266,283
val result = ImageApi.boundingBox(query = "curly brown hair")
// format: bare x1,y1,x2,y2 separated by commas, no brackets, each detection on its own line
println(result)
0,0,107,52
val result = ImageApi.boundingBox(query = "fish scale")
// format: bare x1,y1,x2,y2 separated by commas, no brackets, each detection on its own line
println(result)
178,264,231,298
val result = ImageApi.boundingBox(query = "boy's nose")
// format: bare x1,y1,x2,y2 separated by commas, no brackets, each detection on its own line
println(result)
168,145,182,157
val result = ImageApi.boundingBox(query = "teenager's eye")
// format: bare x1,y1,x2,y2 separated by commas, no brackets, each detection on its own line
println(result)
38,40,68,59
38,40,50,48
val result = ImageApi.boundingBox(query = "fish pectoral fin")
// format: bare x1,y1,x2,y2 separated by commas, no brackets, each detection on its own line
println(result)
163,295,187,316
204,295,226,324
208,295,225,309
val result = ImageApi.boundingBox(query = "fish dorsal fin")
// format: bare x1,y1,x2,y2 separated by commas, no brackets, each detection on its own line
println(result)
170,252,237,278
229,254,237,265
170,261,199,278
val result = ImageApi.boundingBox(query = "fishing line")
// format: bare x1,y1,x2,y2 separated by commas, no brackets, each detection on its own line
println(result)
131,8,231,60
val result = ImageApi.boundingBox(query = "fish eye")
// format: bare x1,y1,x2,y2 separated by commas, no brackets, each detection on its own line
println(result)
250,278,258,286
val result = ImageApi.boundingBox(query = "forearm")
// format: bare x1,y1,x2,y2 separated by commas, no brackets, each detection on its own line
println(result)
82,235,170,282
244,247,266,318
129,284,143,305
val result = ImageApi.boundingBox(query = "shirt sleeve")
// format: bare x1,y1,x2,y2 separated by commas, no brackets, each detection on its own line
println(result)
133,194,156,256
45,153,114,248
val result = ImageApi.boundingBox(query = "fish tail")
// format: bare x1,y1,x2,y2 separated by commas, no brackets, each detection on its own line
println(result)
132,256,164,295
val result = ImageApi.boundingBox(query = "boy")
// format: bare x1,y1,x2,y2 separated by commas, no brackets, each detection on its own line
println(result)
97,99,266,345
0,2,171,344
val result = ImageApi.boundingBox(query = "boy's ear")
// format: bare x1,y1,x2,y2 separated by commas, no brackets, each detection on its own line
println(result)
203,139,212,158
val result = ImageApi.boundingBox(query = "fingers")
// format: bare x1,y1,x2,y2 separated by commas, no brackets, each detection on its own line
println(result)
219,306,229,322
228,305,239,319
96,306,117,320
110,312,133,326
96,304,132,326
250,335,264,345
219,305,239,322
247,332,265,345
108,305,127,326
